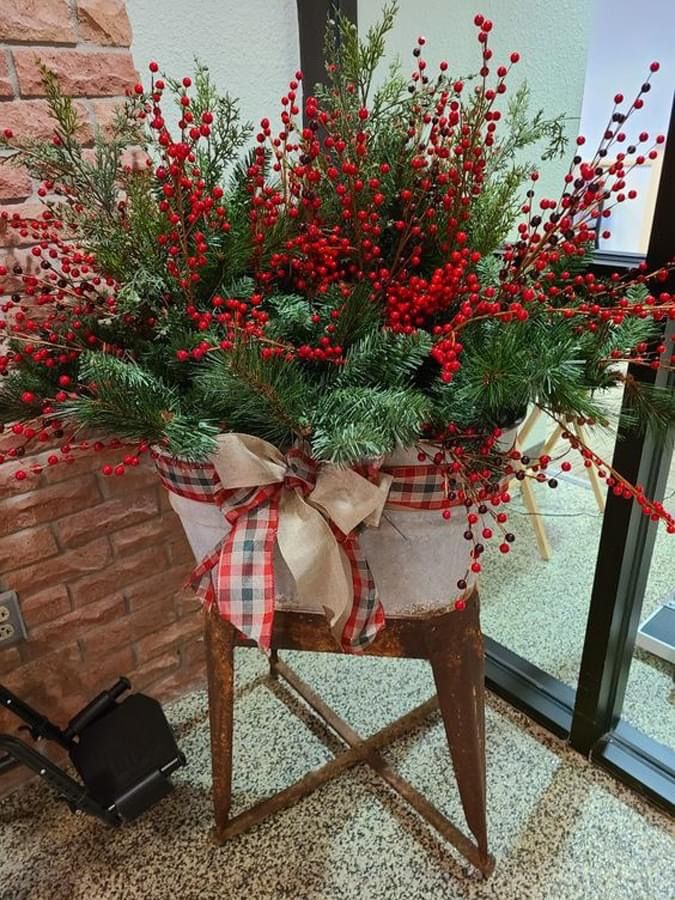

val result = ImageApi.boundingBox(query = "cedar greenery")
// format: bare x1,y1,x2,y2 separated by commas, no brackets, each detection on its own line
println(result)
0,2,673,518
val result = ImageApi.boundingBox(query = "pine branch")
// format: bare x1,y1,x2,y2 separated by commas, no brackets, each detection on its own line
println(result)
54,351,181,443
338,330,432,388
600,313,657,357
266,294,315,343
0,370,53,424
310,421,390,466
432,318,611,428
193,342,316,445
312,386,432,464
619,376,675,440
329,282,383,346
162,415,221,460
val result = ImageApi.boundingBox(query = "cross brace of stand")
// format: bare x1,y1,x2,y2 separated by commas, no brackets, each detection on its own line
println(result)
204,591,495,878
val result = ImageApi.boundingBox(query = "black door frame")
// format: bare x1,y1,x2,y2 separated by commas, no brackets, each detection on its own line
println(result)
296,1,675,813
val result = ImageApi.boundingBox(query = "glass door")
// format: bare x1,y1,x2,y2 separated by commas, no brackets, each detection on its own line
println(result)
302,0,675,808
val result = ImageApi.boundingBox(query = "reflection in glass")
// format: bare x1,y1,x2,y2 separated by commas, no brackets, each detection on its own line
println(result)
480,395,624,687
622,456,675,749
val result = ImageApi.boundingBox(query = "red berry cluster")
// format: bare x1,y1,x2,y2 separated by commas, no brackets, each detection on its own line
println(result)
143,69,231,296
242,16,673,377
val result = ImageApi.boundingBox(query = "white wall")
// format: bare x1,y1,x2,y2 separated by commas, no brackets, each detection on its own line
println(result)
579,0,675,254
358,0,591,206
127,0,672,255
126,0,300,131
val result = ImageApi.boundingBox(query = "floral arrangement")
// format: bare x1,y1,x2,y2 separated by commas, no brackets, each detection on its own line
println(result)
1,3,674,583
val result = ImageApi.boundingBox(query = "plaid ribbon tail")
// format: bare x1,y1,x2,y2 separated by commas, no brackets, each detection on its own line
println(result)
337,531,385,653
213,497,279,649
188,562,217,609
184,489,280,650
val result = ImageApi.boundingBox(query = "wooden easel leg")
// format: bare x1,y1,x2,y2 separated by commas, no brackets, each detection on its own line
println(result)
204,605,235,842
575,424,606,511
517,405,541,447
515,408,552,561
520,477,552,560
426,599,489,864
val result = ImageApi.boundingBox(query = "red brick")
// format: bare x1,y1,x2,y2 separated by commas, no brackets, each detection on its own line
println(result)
124,564,190,610
181,636,205,668
0,463,43,501
69,544,167,606
0,245,41,293
81,595,176,658
120,147,150,170
0,53,13,99
7,537,112,594
0,99,91,141
175,588,201,618
3,642,81,703
0,166,32,202
0,477,101,537
0,646,21,676
167,535,194,566
0,200,49,229
41,450,103,484
154,643,206,699
0,1,76,44
91,97,122,134
111,510,182,556
129,649,180,691
98,459,158,497
19,583,71,628
1,201,63,247
0,525,58,571
134,612,203,660
57,488,158,548
0,651,85,778
83,643,135,694
89,111,153,161
8,642,133,727
14,48,136,98
159,488,174,512
0,100,55,140
78,0,132,47
0,757,53,798
0,430,63,458
23,593,125,658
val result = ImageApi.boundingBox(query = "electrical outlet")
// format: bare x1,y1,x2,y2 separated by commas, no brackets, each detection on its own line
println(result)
0,591,27,648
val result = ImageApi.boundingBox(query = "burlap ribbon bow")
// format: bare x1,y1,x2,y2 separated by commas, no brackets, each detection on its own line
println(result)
186,434,392,651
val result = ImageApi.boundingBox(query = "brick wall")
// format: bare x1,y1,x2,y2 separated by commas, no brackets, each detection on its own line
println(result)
0,1,205,796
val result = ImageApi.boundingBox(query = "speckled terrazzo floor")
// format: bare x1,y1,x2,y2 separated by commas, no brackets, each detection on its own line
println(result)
1,647,674,900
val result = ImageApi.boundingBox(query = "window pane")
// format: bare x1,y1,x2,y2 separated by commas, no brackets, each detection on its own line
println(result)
480,404,619,686
579,0,675,255
622,450,675,748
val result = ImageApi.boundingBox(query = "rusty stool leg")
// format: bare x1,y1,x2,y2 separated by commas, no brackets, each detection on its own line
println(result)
204,606,236,843
426,594,491,869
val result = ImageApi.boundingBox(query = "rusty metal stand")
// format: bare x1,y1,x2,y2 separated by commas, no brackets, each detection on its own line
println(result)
204,589,495,877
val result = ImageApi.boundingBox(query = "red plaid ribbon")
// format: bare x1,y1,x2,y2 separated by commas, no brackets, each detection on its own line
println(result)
382,463,463,509
155,448,482,653
154,449,384,652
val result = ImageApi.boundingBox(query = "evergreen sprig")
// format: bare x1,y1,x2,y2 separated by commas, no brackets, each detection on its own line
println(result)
620,378,675,439
313,386,432,464
1,4,673,482
338,330,432,388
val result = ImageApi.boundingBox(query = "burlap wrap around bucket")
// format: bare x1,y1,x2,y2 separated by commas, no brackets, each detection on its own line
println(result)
168,444,488,618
